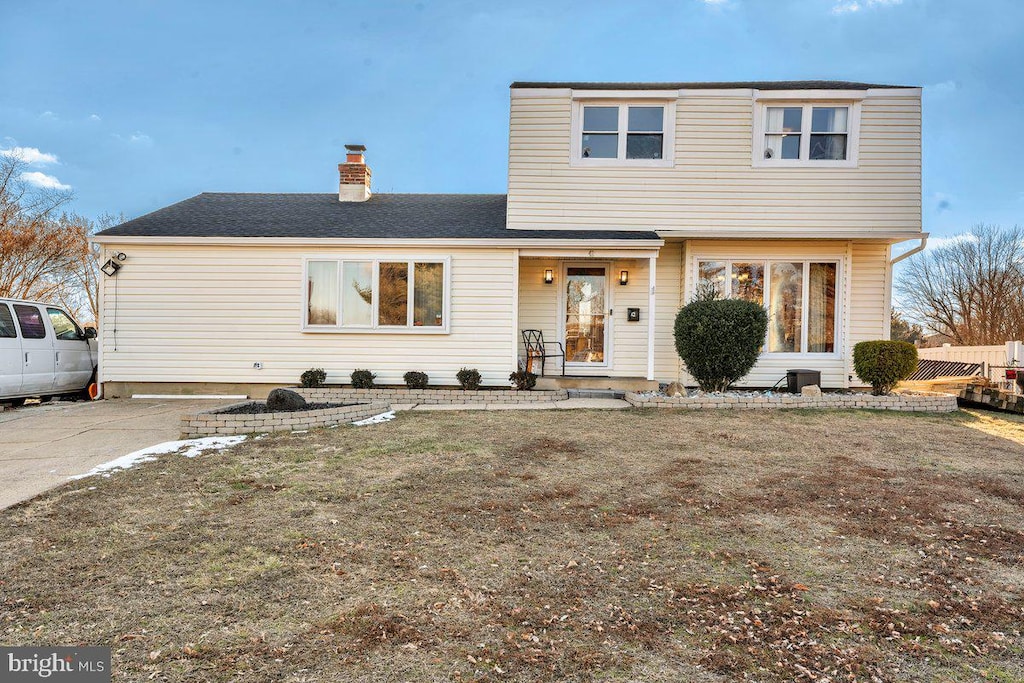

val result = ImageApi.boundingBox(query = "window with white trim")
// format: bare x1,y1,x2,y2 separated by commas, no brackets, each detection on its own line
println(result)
697,259,838,354
573,102,673,165
756,102,857,165
305,258,449,331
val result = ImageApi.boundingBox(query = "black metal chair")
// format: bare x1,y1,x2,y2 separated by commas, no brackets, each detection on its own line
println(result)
521,329,565,376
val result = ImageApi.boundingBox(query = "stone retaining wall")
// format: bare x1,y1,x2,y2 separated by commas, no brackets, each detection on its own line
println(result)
625,391,958,412
959,384,1024,415
181,400,391,437
296,387,568,404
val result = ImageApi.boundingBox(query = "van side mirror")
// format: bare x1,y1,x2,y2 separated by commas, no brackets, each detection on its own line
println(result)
83,327,97,339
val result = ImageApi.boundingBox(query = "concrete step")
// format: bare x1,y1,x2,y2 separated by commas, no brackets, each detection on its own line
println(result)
535,376,659,392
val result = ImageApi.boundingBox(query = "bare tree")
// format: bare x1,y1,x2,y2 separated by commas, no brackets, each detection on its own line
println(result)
0,153,77,302
896,224,1024,345
50,213,124,325
890,309,924,344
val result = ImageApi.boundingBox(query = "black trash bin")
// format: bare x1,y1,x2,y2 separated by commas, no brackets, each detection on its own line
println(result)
786,369,821,393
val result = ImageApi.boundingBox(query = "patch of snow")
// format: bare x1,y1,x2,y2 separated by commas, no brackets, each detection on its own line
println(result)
69,435,247,480
352,411,396,426
291,430,309,434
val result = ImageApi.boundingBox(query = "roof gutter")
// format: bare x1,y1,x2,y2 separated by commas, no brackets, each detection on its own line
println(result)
89,235,665,249
890,234,929,265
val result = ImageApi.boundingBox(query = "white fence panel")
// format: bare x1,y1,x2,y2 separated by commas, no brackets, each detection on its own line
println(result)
917,344,1010,369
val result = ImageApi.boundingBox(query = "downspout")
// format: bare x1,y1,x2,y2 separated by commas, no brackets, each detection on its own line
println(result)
889,234,929,265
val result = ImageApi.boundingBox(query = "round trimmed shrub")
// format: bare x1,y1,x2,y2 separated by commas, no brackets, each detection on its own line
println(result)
853,340,918,395
403,371,429,389
350,369,376,389
509,369,537,391
673,298,768,392
299,368,327,388
456,368,482,391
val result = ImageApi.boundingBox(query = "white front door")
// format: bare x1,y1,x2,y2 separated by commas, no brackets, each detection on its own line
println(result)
563,264,610,368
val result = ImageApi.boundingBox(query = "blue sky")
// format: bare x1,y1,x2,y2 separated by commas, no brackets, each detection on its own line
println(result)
1,0,1021,245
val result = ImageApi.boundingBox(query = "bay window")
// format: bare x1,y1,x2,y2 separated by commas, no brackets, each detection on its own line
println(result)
697,258,838,354
305,258,449,332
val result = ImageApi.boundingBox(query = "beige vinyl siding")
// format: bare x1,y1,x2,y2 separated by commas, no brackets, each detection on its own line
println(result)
653,240,684,380
98,245,517,387
848,241,892,384
507,91,921,234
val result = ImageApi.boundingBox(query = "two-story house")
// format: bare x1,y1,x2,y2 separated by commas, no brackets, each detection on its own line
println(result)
92,80,925,397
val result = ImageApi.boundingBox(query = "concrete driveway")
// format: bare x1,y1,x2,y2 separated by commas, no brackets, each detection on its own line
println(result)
0,399,223,509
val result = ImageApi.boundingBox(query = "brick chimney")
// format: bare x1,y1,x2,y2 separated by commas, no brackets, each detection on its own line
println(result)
338,144,371,202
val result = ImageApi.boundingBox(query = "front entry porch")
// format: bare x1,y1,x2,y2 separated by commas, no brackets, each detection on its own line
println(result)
516,247,662,381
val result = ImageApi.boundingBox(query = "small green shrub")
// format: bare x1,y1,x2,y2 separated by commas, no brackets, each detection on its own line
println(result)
299,368,327,388
673,298,768,392
456,368,482,391
403,371,429,389
509,369,537,391
350,369,376,389
853,340,918,395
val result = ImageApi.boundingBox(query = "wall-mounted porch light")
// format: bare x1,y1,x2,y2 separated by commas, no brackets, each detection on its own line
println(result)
619,270,629,286
543,268,554,284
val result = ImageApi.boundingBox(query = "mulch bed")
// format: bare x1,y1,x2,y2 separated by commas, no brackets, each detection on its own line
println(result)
217,402,353,415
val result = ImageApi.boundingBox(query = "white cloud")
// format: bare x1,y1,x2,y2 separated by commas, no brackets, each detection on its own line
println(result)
929,80,957,93
114,131,153,146
832,0,902,14
1,146,59,165
39,110,58,120
20,171,71,190
926,233,978,250
701,0,728,4
88,113,101,122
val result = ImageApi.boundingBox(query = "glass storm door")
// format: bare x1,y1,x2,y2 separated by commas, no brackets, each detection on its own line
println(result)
564,266,608,366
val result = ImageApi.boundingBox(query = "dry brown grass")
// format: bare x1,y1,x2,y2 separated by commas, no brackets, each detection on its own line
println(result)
2,407,1023,682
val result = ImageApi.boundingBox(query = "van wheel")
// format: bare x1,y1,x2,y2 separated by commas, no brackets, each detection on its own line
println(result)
39,395,53,403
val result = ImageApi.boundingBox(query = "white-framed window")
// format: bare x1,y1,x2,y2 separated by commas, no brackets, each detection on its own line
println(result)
696,258,840,355
303,257,450,333
753,102,860,168
570,101,675,167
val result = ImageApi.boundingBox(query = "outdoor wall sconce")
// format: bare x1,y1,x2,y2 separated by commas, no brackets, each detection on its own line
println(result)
101,252,127,277
543,269,554,284
619,270,629,286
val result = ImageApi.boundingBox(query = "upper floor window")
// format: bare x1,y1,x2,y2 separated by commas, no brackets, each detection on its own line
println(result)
754,102,859,168
571,101,674,167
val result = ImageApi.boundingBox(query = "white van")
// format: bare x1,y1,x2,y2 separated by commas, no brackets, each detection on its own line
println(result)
0,298,98,407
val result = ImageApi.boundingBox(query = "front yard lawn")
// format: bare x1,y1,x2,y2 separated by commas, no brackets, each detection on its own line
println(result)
2,408,1023,681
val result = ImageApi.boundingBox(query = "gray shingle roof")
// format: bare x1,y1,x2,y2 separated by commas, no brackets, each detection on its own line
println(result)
511,80,915,90
95,193,660,241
